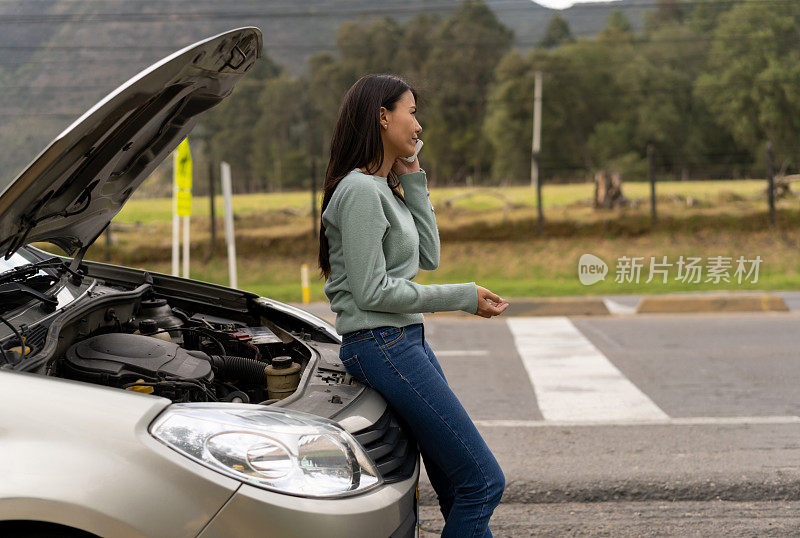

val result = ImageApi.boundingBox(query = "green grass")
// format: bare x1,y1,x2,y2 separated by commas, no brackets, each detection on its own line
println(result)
72,180,800,304
118,180,769,223
129,230,800,304
117,191,315,223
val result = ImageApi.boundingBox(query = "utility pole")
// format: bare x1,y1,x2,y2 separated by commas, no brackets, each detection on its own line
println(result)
766,141,775,227
530,71,544,231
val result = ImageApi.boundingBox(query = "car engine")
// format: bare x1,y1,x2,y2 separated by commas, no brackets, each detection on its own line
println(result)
47,295,310,405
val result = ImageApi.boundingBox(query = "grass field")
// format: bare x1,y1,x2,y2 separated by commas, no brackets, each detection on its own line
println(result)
64,180,800,303
116,180,770,223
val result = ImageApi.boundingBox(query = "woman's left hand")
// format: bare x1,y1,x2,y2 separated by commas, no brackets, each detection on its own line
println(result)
392,156,420,176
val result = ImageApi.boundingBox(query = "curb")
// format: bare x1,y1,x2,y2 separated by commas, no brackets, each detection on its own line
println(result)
409,297,610,318
418,477,800,505
636,294,789,314
303,298,611,321
496,297,610,317
290,292,795,320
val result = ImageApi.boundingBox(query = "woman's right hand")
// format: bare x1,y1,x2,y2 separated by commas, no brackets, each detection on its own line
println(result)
474,285,509,318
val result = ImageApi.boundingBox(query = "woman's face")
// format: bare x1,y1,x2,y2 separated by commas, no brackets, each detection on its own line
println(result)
381,90,422,160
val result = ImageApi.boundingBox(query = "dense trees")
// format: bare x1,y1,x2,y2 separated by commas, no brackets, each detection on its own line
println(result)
696,1,800,170
420,1,513,184
198,0,796,192
539,15,574,49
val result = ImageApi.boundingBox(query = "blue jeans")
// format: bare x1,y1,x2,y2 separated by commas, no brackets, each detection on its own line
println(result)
339,323,505,538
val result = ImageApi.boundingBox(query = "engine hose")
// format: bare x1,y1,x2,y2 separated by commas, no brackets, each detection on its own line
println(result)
210,355,268,384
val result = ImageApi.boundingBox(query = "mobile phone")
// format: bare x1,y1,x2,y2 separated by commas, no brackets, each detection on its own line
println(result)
401,139,423,163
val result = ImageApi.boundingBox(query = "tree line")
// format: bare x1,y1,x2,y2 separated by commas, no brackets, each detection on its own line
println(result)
193,0,800,192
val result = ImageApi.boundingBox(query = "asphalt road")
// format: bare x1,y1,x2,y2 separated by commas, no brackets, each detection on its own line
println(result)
420,501,800,537
415,311,800,534
298,302,800,534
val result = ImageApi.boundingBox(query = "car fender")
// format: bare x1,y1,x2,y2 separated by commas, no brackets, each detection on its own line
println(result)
0,371,239,538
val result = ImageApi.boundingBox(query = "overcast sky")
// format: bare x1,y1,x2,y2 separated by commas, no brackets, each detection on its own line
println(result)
534,0,621,9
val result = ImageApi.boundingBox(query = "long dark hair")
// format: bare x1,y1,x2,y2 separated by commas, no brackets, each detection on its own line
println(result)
318,74,417,280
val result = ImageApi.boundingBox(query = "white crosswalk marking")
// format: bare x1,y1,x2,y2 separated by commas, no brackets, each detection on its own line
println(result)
506,317,669,423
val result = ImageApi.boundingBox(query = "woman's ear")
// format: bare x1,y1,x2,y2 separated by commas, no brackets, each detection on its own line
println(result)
379,106,389,129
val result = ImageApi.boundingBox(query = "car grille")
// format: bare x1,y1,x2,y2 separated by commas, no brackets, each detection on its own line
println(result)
352,407,417,483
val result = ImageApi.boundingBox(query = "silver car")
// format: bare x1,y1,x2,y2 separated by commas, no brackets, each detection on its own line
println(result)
0,28,418,538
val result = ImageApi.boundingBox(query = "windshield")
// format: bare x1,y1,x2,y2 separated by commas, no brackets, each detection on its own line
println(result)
0,249,45,275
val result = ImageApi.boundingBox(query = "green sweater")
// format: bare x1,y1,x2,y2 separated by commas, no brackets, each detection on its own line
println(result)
323,169,479,335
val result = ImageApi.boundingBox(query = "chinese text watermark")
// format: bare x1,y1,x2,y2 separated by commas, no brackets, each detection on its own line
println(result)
579,255,762,286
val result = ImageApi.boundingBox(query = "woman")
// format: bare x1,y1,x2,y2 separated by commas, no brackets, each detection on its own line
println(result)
318,74,508,537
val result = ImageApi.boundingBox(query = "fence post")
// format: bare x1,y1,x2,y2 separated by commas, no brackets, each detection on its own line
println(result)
105,227,111,262
208,161,216,245
205,160,216,262
310,158,318,239
536,172,544,236
766,141,775,227
648,144,657,224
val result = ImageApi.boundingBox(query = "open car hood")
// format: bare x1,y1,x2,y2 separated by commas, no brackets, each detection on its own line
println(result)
0,27,262,260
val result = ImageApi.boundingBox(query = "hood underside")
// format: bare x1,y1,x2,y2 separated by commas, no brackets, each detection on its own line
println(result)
0,27,262,259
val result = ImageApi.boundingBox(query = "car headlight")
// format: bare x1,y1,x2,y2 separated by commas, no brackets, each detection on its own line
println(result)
150,403,382,498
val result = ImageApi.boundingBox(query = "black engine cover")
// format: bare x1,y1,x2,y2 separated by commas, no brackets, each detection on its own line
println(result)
64,333,212,384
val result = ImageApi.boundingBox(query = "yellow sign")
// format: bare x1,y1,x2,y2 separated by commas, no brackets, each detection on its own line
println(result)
175,138,192,216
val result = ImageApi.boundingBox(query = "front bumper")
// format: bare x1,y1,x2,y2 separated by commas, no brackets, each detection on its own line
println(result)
198,459,419,538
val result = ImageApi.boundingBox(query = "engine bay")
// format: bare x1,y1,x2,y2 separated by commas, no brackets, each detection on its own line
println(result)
7,281,322,405
53,295,312,404
0,258,370,418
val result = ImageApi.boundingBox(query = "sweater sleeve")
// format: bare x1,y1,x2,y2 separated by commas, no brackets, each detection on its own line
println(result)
398,170,440,270
337,180,478,315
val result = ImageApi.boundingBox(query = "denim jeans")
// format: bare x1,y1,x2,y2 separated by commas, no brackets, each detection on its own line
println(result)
339,323,505,538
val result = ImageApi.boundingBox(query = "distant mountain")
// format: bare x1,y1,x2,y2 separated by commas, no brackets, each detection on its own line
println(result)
0,0,652,186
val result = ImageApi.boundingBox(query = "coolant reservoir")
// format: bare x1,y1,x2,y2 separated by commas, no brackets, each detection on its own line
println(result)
264,356,301,400
135,319,172,343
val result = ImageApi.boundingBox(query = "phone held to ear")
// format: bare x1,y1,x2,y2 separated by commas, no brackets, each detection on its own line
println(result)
401,139,423,163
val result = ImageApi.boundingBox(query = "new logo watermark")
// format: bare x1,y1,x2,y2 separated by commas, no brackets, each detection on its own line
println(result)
578,254,762,286
578,254,608,285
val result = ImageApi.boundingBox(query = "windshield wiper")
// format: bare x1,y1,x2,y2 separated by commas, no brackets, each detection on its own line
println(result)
0,257,83,287
0,282,59,313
